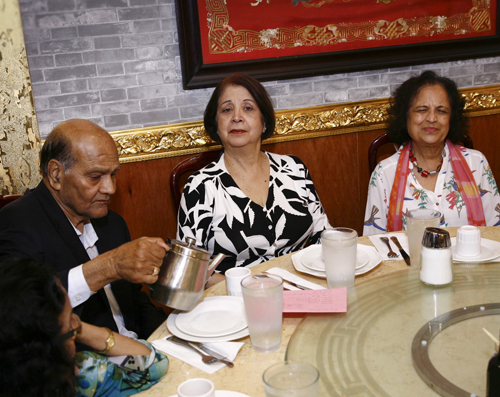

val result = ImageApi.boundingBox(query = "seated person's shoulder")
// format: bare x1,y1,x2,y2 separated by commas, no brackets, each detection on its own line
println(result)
462,146,487,161
0,189,38,218
268,152,306,167
184,156,224,186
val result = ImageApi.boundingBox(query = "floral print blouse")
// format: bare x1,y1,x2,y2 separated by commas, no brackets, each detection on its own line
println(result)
75,340,168,397
177,152,331,273
363,145,500,235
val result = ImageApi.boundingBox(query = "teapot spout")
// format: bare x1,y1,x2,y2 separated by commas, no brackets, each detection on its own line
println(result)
206,253,226,280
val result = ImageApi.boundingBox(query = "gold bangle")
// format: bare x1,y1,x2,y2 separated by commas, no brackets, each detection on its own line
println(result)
96,327,115,354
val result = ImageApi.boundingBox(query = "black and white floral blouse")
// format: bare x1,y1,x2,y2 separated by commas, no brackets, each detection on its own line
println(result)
176,151,331,273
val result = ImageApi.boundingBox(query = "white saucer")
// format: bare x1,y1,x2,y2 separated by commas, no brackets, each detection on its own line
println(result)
167,298,249,343
301,245,370,272
169,391,250,397
292,244,382,278
175,296,247,337
451,237,500,262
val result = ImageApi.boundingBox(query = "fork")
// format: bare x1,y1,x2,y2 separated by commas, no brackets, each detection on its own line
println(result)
168,335,219,365
380,237,399,258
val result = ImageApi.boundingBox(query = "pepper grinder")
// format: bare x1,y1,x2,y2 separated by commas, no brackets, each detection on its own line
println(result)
420,227,453,286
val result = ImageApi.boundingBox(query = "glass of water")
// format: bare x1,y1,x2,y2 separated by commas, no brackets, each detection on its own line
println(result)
406,209,441,269
263,361,320,397
321,228,358,289
241,273,283,353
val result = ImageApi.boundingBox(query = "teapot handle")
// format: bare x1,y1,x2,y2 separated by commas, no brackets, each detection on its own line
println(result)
206,253,226,280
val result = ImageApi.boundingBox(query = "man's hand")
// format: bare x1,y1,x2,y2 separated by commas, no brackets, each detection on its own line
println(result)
83,237,169,291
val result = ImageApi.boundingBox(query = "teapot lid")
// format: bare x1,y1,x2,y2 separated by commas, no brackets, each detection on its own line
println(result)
170,237,211,260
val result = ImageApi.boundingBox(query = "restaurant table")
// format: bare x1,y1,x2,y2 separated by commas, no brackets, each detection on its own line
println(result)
141,226,500,397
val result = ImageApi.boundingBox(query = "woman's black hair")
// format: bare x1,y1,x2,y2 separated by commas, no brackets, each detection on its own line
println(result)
0,258,75,397
387,70,468,145
203,73,275,143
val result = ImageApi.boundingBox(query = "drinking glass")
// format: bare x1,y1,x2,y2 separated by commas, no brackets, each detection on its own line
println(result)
406,209,441,269
263,361,320,397
321,228,358,288
241,273,283,353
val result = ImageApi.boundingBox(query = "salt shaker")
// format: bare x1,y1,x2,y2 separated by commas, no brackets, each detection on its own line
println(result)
420,227,453,286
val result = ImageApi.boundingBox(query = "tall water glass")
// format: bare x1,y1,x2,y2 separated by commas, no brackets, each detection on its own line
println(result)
263,361,320,397
406,209,441,269
241,274,283,353
321,228,358,289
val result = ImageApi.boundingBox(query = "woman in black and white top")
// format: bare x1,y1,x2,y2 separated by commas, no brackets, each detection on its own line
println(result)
177,73,331,286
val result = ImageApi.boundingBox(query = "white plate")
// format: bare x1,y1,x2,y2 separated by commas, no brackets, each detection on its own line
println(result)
301,245,370,272
292,244,383,278
167,299,249,343
451,237,500,262
169,391,250,397
175,296,247,338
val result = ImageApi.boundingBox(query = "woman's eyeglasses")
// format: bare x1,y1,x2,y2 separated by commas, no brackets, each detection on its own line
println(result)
59,313,82,342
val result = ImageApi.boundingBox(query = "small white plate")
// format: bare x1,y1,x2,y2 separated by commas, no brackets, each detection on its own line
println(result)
167,298,249,343
301,245,370,272
169,391,250,397
292,244,382,278
175,296,247,338
451,237,500,262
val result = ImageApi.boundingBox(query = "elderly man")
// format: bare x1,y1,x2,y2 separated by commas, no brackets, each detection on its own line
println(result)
0,119,168,339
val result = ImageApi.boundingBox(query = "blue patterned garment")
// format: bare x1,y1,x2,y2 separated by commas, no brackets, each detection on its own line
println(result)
75,340,168,397
177,152,331,273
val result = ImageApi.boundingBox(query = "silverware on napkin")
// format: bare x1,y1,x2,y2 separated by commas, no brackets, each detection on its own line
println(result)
167,335,234,368
283,280,312,290
380,237,399,258
196,344,234,368
262,271,312,290
390,236,411,266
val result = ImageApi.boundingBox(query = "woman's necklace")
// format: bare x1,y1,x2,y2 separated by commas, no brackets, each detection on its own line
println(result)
409,150,443,177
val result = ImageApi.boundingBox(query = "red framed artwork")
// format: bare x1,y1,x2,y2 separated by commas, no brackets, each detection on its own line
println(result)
175,0,500,89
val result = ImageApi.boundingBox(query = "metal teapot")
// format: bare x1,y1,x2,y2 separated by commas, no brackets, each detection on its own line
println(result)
149,237,225,311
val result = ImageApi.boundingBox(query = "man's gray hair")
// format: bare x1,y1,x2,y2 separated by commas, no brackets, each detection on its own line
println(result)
39,130,75,177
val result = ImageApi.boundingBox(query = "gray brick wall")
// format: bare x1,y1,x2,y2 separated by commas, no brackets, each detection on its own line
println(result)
19,0,500,138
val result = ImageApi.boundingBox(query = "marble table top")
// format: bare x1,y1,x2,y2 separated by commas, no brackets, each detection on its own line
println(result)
140,227,500,397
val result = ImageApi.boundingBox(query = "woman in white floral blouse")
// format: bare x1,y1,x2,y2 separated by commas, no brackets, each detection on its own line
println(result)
177,73,330,286
363,70,500,236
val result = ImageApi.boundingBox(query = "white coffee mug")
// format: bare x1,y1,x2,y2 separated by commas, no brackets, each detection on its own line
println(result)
177,378,215,397
456,225,481,257
225,267,251,296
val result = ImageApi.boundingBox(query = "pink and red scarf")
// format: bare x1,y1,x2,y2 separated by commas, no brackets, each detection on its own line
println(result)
387,140,486,231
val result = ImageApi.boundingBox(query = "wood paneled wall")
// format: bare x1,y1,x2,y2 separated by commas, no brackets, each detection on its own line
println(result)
109,113,500,241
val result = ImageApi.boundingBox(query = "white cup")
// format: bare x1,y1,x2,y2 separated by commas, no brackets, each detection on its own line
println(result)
241,273,283,353
456,225,481,257
321,228,358,289
177,378,215,397
225,267,252,296
263,361,320,397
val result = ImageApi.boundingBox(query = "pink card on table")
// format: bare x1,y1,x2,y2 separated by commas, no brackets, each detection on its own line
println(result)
283,288,347,313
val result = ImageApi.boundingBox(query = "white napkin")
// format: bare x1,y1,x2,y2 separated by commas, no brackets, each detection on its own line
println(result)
368,232,409,261
265,267,325,290
152,336,244,374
